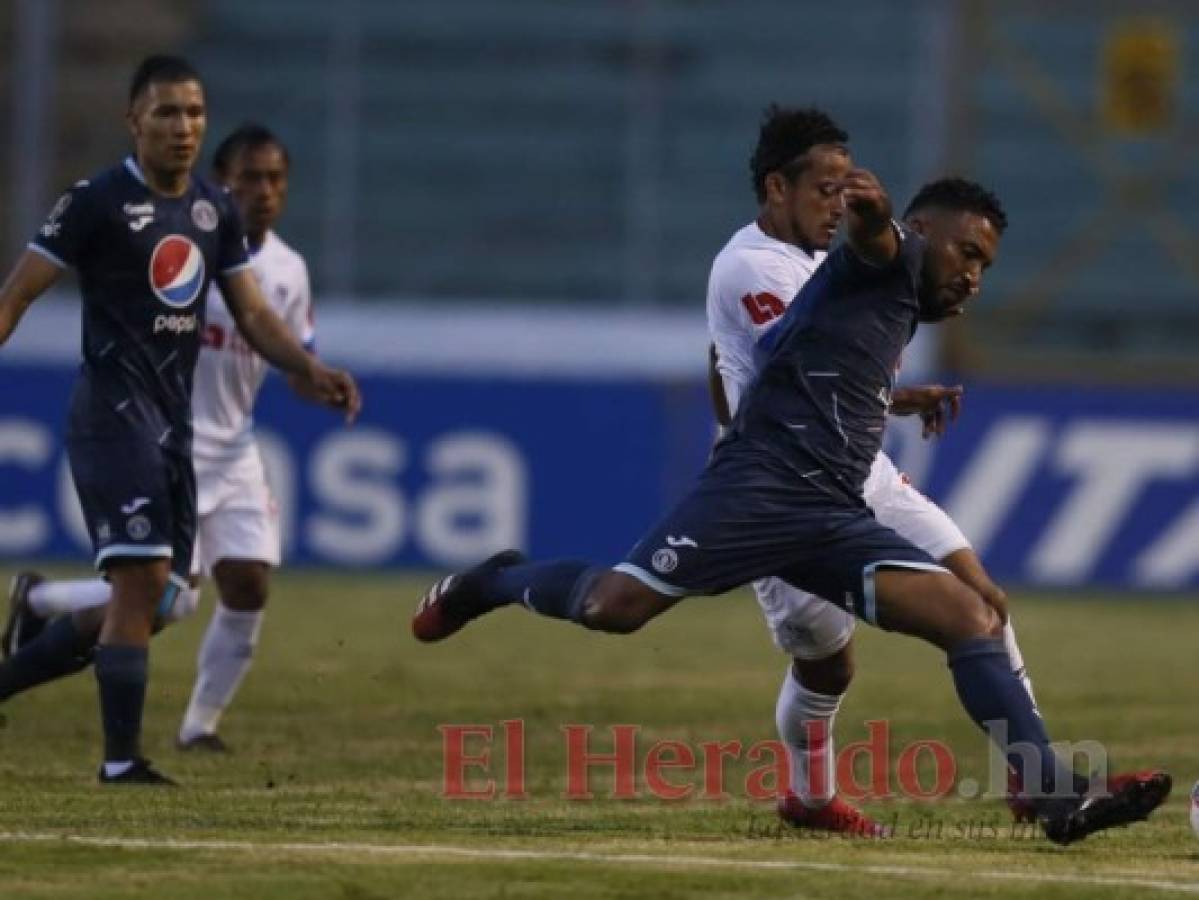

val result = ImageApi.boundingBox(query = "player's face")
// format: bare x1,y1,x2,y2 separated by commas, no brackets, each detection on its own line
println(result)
914,210,1000,323
226,144,289,239
765,145,850,253
127,79,207,177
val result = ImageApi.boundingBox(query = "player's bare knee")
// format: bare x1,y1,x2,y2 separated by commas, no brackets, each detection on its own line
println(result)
978,583,1009,622
581,573,659,634
107,560,169,611
213,560,270,612
794,646,853,695
70,605,107,639
958,585,1002,639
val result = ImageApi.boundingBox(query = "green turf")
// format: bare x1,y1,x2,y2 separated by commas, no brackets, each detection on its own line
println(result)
0,567,1196,898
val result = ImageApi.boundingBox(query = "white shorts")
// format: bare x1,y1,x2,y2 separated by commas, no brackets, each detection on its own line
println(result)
190,444,281,577
758,452,970,658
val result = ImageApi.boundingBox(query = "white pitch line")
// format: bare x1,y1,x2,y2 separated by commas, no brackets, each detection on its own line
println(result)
0,833,1196,895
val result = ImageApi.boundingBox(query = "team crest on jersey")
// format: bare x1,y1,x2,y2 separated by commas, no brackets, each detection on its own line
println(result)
149,235,206,308
126,514,152,541
651,548,678,574
191,199,218,232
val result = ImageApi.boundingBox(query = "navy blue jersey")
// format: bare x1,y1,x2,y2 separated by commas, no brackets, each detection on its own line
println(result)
30,157,250,454
734,225,925,503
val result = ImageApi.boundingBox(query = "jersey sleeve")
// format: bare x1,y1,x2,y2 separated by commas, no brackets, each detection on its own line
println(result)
216,192,252,275
286,258,317,352
838,221,924,283
706,250,801,416
28,181,96,269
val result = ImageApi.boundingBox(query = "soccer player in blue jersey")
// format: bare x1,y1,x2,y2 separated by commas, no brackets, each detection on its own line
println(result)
414,170,1171,843
0,55,359,784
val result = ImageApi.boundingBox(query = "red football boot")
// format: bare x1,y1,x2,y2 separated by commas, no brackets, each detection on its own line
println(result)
777,792,890,838
412,549,525,642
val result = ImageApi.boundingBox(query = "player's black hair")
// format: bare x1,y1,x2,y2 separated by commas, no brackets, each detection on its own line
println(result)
128,54,202,105
750,105,849,203
212,122,291,176
903,177,1008,234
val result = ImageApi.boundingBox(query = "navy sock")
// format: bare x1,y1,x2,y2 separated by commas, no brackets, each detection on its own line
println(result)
484,560,600,623
947,637,1075,799
94,644,148,763
0,616,95,701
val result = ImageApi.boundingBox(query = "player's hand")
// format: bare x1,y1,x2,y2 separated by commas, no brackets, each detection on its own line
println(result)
889,384,963,438
841,169,891,223
303,363,362,424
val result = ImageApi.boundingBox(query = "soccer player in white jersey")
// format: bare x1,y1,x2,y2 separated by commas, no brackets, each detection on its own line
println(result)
707,106,1038,833
5,123,319,753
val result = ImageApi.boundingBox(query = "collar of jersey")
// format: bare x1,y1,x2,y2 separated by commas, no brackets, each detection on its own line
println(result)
749,221,823,265
124,156,192,197
247,230,276,259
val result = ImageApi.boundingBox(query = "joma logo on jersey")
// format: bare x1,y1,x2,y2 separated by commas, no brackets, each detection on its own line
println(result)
149,235,205,308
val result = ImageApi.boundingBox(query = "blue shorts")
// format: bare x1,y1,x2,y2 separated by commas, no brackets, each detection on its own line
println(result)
617,447,944,625
66,436,196,582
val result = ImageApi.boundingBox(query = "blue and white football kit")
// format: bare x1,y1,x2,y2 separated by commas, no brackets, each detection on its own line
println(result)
30,157,250,588
619,227,948,623
705,222,967,655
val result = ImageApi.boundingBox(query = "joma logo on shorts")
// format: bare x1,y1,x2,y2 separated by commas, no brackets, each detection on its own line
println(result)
153,314,198,334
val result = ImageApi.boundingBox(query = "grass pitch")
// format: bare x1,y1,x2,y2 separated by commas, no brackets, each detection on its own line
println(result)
0,567,1196,898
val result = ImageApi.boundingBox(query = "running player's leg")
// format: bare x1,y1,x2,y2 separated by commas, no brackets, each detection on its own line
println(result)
414,458,809,640
178,451,277,749
776,512,1169,842
866,453,1035,704
94,446,196,783
0,438,173,712
757,578,883,834
178,559,269,749
756,578,852,807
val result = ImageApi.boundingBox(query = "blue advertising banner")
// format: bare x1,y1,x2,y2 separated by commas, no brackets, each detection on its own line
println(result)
1,363,1196,589
0,363,712,571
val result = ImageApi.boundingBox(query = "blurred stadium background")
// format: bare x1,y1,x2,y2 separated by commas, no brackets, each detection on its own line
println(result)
1,0,1198,592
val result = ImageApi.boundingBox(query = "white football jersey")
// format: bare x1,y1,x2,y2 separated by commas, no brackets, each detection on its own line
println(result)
706,221,824,415
192,230,314,461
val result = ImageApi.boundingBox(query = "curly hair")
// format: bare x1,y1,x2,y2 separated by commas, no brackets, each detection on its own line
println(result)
749,105,849,203
903,177,1008,233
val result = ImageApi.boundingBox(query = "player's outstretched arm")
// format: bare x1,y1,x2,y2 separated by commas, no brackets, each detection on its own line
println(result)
0,251,62,348
218,268,362,422
890,384,964,438
842,168,898,267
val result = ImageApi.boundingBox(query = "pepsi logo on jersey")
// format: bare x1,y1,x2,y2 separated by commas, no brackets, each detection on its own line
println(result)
149,235,206,308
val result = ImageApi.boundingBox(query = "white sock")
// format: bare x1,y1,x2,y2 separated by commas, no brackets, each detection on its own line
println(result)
103,760,134,777
28,578,112,617
1002,617,1038,711
178,604,264,742
776,667,843,809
